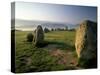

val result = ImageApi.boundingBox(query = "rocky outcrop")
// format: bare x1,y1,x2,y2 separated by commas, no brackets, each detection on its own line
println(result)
75,20,97,68
33,25,44,47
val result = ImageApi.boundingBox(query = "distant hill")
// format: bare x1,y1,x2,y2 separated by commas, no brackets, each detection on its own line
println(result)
15,19,79,31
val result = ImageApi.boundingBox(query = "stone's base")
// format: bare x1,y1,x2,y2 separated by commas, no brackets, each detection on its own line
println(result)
78,57,97,68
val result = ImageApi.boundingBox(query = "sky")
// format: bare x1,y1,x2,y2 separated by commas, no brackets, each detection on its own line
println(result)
15,2,97,25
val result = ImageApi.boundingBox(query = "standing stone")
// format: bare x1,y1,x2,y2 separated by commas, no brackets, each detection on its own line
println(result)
33,25,44,47
75,20,97,68
27,33,33,42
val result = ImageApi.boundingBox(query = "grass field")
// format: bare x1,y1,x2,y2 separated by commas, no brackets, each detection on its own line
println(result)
15,30,79,73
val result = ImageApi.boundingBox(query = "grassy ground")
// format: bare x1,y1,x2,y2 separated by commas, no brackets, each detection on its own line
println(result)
15,31,79,73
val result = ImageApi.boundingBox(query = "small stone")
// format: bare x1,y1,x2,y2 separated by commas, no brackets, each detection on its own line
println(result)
27,33,33,42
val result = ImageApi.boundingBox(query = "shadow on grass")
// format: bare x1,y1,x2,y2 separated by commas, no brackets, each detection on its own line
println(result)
23,39,75,51
45,40,75,51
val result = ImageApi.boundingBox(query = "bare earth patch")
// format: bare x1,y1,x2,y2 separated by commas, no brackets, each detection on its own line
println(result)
44,44,81,69
50,49,78,66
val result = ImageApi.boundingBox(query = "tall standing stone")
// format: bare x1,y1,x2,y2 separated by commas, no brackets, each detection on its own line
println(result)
75,20,97,68
33,25,44,47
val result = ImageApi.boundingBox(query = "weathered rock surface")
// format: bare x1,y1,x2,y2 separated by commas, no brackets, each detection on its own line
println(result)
33,25,44,47
75,20,97,68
